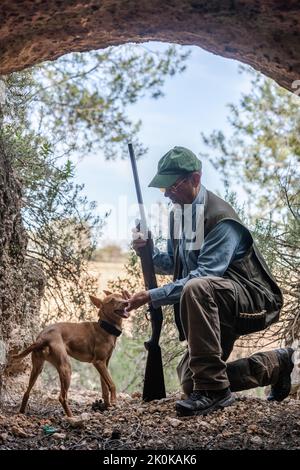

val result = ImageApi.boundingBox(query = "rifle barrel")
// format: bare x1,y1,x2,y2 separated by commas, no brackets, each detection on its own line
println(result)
128,142,148,237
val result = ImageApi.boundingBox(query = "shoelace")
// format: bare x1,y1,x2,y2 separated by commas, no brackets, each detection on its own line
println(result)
190,389,228,403
189,390,209,401
188,391,213,407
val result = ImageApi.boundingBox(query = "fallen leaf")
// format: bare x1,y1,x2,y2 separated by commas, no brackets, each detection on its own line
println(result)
11,426,28,438
166,417,182,428
51,433,67,440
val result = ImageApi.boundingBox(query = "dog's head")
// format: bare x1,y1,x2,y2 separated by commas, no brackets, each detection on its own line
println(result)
89,290,130,326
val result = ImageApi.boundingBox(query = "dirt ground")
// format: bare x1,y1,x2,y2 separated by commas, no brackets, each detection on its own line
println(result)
0,387,300,450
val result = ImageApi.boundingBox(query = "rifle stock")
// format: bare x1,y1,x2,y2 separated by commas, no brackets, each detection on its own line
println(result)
128,143,166,401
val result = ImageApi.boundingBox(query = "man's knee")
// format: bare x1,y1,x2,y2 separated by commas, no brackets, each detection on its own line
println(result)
181,277,211,299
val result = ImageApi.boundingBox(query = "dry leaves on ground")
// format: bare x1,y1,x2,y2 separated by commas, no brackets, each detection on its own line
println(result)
0,388,300,450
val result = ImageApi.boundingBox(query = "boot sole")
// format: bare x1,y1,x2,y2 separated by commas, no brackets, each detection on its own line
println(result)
176,394,235,417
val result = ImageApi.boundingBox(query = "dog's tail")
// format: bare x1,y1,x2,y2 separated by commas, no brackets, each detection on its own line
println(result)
11,340,48,360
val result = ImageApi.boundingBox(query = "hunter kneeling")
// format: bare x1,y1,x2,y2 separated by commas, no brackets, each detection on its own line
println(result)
126,146,294,417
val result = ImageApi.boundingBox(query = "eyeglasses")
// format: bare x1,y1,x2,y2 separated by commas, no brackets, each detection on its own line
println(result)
160,176,189,194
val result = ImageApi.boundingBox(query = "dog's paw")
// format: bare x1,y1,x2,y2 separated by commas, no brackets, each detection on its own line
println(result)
91,399,108,412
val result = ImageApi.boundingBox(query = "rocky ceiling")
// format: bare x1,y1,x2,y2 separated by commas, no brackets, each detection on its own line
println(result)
0,1,300,93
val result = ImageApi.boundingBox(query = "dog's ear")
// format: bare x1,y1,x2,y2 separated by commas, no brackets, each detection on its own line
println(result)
122,290,131,300
89,295,103,309
103,290,113,296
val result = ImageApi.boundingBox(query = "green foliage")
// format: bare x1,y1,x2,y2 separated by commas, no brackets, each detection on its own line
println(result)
27,45,190,160
0,44,189,322
202,67,300,344
201,66,299,214
109,336,146,393
110,333,182,393
1,78,101,321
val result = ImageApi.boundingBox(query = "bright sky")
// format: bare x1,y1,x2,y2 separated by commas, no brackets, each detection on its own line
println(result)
73,42,253,249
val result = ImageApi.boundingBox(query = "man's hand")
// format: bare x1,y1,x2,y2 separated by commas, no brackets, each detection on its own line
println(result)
125,290,151,312
131,227,154,255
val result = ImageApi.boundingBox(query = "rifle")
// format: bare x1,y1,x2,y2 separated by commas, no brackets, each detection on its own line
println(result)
128,143,166,401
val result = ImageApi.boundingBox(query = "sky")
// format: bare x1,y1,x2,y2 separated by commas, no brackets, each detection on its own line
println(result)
73,42,253,249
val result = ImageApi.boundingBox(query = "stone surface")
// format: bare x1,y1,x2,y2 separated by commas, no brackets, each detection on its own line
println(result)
0,136,46,384
0,1,300,92
1,391,300,450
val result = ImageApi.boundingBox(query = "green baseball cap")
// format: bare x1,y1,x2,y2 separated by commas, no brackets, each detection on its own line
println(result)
148,146,202,188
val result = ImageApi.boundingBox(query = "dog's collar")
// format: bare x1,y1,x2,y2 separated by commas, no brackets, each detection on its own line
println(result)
99,320,122,337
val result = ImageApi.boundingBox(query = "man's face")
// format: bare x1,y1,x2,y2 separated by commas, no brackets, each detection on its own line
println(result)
163,173,201,205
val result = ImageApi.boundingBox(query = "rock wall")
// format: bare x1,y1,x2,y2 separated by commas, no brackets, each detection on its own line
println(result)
1,1,300,92
0,136,45,388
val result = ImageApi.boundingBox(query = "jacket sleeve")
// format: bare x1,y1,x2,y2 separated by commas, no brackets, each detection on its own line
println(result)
152,237,174,275
149,220,249,308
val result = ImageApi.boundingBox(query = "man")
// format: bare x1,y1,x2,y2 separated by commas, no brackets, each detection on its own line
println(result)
126,146,294,416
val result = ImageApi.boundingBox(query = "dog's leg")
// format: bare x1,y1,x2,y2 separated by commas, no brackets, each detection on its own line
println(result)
57,357,73,417
105,356,116,405
93,362,110,407
102,361,117,405
93,355,112,406
20,352,44,413
100,377,110,406
50,351,73,417
93,360,116,406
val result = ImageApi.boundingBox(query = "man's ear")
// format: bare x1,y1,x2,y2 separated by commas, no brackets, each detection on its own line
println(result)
192,171,201,187
89,295,103,309
103,290,113,296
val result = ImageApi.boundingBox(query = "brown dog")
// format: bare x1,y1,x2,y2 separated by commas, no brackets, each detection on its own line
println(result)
13,290,129,417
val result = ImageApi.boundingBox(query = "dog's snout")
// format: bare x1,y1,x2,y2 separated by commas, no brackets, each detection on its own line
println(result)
117,299,129,309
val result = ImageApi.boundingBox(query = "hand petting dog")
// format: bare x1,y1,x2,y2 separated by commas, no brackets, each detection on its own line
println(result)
123,289,151,313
